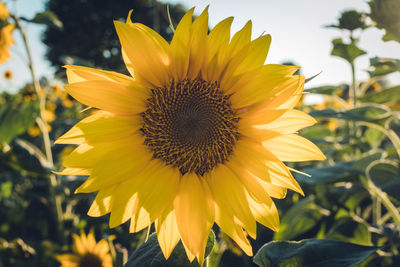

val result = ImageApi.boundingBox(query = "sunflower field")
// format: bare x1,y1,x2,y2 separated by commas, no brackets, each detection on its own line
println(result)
1,0,400,266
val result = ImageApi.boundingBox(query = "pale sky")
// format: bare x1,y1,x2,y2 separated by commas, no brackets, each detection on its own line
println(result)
1,0,399,94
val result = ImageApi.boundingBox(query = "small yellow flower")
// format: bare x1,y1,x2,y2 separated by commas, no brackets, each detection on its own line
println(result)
56,230,113,267
57,7,325,264
0,24,14,64
0,2,10,21
3,69,12,80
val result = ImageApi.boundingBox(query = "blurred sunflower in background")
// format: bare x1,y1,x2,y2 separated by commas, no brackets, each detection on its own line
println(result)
0,1,9,20
0,1,13,64
57,7,325,264
56,230,112,267
3,69,12,79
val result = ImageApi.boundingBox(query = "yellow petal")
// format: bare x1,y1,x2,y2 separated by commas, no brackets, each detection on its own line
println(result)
129,207,151,233
263,133,326,162
64,80,147,115
258,179,287,199
263,75,305,110
227,158,272,206
114,20,170,88
56,254,80,266
169,8,194,80
254,109,316,134
263,152,304,195
227,20,252,58
108,159,178,228
228,65,299,107
247,195,279,231
54,167,90,176
65,64,136,86
234,34,271,75
135,163,180,222
207,165,257,239
72,233,86,254
240,108,287,127
202,17,233,82
231,139,273,183
88,185,117,217
187,6,209,79
155,207,181,259
173,173,214,263
55,111,142,145
214,204,253,256
109,191,138,228
93,239,110,257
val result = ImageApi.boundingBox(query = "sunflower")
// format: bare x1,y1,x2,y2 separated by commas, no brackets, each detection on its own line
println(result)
56,230,113,267
0,23,14,64
3,69,12,80
0,1,9,21
56,7,325,264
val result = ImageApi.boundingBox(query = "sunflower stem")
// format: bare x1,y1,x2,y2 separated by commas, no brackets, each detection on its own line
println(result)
362,176,400,228
207,240,227,267
350,62,357,143
12,14,64,243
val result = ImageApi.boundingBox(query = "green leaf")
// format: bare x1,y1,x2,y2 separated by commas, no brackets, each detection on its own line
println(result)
359,85,400,104
368,57,400,77
296,162,357,184
305,71,322,84
304,85,345,95
309,105,391,122
0,181,12,199
0,94,39,144
125,231,215,267
331,38,366,63
367,161,400,200
253,239,379,267
274,197,323,240
364,128,385,148
326,217,371,246
28,11,63,29
296,152,382,184
299,125,332,141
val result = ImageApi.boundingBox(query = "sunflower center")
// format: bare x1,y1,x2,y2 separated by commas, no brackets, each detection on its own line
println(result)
78,253,103,267
141,78,240,176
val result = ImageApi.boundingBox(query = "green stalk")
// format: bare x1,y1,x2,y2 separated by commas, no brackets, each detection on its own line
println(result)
362,176,400,228
12,15,64,242
350,62,358,142
359,121,400,158
359,122,400,227
351,62,357,108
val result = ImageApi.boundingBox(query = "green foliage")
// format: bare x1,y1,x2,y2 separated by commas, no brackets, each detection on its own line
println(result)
309,105,391,122
304,85,346,95
23,11,63,29
328,10,368,31
253,239,379,267
368,0,400,42
125,231,215,267
0,93,39,144
368,57,400,77
295,152,382,184
359,85,400,103
274,197,323,240
331,38,366,63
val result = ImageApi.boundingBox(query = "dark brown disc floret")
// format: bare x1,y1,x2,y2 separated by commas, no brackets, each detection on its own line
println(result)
140,78,240,176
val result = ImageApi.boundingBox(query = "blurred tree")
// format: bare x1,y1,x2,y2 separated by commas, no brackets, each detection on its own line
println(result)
42,0,187,74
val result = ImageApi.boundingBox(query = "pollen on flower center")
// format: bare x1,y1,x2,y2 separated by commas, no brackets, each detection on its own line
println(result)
141,78,240,176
